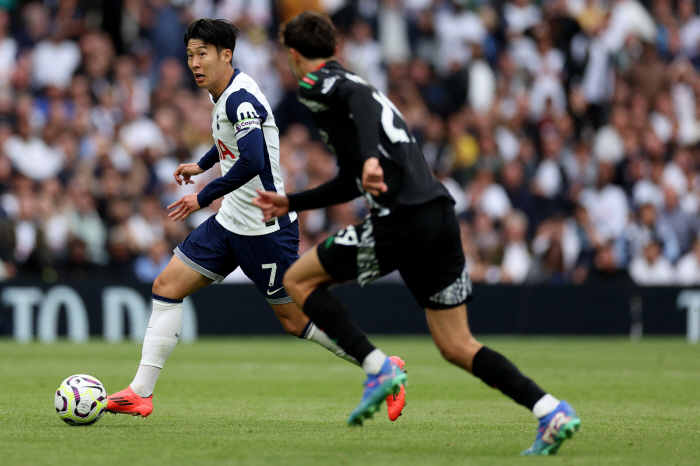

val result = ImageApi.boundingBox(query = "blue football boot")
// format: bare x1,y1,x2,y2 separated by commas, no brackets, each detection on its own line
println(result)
347,357,408,426
521,400,581,455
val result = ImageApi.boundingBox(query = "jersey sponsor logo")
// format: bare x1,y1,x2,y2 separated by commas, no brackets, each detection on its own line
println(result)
236,102,259,121
321,76,338,94
217,139,236,160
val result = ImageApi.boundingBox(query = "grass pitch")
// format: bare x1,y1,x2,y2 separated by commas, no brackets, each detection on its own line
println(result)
0,336,699,466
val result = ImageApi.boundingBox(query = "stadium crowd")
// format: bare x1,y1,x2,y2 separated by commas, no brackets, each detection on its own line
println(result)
1,0,700,287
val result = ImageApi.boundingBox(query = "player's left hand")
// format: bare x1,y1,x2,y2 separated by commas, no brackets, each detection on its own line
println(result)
173,163,204,186
362,157,388,197
168,193,201,221
253,189,289,222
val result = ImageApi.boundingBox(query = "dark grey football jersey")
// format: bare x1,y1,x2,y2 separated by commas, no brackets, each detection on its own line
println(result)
287,61,452,216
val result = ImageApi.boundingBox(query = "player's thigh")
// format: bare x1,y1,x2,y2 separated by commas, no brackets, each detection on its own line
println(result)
233,221,301,305
173,215,241,284
153,255,214,300
312,216,398,289
283,245,336,303
398,200,472,310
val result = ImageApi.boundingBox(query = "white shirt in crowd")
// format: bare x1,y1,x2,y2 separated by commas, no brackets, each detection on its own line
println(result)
3,135,64,180
580,184,629,241
676,249,700,285
31,38,81,90
629,255,676,285
502,241,532,284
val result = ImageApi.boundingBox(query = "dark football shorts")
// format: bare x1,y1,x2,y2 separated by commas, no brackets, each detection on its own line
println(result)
174,215,299,304
316,198,472,309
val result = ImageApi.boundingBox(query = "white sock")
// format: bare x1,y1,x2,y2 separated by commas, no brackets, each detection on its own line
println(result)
130,297,183,397
361,348,388,375
130,365,160,397
532,394,560,419
302,322,360,366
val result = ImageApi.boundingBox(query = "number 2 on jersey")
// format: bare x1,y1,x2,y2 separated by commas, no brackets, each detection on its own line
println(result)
372,91,410,144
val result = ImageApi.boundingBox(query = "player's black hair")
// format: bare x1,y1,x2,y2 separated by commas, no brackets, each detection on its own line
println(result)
280,11,336,59
184,18,240,56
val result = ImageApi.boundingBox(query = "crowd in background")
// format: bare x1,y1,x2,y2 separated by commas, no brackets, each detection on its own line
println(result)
1,0,700,287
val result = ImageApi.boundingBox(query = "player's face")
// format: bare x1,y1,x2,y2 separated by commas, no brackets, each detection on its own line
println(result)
186,39,230,91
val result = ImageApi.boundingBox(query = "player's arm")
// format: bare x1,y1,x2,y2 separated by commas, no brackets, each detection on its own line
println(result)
172,144,218,185
196,129,265,208
169,131,265,221
254,173,359,222
288,173,359,211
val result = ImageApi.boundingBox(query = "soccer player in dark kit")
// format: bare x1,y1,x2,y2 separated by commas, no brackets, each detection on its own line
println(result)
254,11,581,456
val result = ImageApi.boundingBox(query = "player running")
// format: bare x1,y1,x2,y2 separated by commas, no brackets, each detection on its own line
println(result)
254,11,581,455
106,18,405,421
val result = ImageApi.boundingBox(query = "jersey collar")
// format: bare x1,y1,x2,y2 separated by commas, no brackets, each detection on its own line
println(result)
212,68,240,103
317,60,342,72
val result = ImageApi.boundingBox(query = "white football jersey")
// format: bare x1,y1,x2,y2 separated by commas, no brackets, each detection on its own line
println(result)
210,69,296,235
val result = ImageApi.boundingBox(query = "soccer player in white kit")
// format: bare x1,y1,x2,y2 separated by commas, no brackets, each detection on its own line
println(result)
106,19,405,419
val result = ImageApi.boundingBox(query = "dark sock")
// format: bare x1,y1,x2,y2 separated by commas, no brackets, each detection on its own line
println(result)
303,287,376,364
471,346,546,410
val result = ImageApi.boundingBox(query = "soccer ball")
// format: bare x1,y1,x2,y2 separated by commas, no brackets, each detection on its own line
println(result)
55,374,108,426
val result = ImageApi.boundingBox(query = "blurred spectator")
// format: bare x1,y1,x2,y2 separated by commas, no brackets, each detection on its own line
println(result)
134,239,170,283
676,237,700,285
658,185,700,255
526,238,568,285
31,18,81,91
579,162,629,241
616,202,680,267
584,243,633,284
0,0,699,289
4,118,64,180
500,210,532,284
629,238,676,285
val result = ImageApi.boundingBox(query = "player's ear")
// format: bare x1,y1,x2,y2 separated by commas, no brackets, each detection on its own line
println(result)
221,47,233,64
289,48,302,62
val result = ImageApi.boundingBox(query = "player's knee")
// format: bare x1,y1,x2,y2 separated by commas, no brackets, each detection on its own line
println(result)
279,318,304,337
282,269,299,295
152,274,168,297
437,339,481,368
437,343,462,365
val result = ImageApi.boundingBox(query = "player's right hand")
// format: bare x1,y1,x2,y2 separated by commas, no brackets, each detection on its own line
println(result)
173,163,205,186
362,157,388,197
253,189,290,222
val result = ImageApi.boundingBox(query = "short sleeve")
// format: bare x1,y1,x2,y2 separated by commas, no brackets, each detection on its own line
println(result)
225,89,269,141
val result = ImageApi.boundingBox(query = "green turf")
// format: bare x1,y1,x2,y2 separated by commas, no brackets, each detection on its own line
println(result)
1,336,699,466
